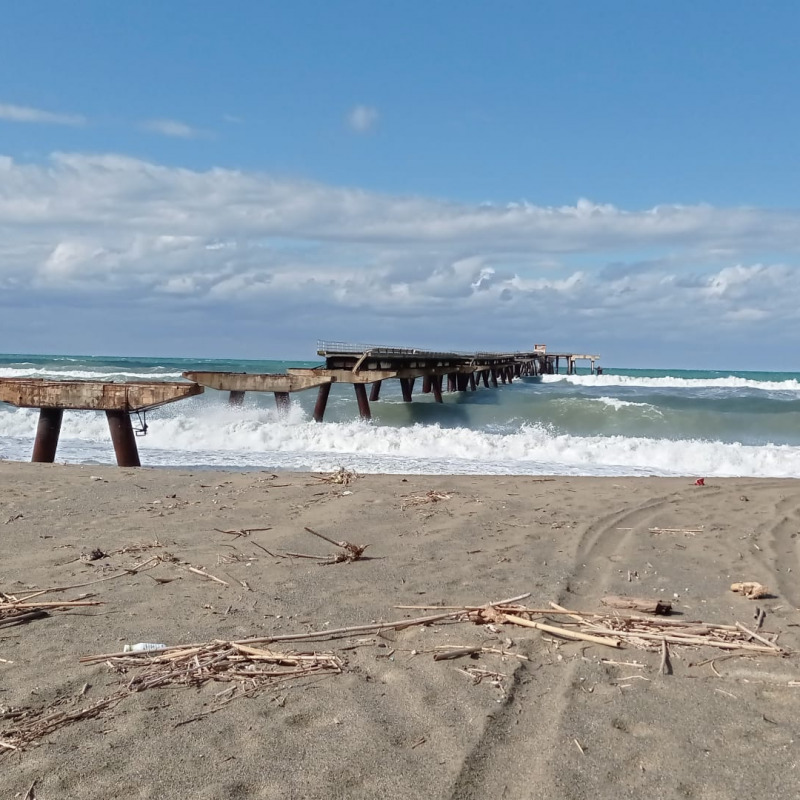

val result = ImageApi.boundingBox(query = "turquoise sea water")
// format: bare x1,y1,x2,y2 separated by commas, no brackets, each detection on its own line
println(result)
1,352,799,477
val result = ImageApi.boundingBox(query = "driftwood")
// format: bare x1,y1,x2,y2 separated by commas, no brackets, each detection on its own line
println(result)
601,595,673,615
302,527,369,565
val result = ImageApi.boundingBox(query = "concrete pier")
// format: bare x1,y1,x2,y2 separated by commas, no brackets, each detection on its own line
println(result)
0,379,202,466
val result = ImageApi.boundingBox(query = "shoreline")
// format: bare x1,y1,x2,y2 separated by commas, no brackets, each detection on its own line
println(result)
2,462,799,798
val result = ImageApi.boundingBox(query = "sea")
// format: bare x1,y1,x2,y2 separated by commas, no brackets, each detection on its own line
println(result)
1,353,800,478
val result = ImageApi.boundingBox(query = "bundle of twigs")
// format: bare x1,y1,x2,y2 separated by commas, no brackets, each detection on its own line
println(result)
1,693,127,752
396,598,788,656
313,467,358,486
1,643,343,753
80,641,343,692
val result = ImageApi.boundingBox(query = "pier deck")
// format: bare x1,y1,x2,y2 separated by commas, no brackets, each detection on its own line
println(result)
0,379,202,467
185,343,568,421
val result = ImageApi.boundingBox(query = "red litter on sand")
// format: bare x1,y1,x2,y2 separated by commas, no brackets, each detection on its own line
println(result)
694,478,705,486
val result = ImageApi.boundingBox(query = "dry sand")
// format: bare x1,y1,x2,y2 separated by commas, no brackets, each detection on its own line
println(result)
1,461,799,799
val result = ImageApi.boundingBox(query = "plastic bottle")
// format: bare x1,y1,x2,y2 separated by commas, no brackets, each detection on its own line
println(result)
123,642,167,653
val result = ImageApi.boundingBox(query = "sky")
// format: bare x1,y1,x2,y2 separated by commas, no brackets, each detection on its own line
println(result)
1,2,800,369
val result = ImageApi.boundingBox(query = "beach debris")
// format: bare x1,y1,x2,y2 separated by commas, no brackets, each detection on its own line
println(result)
80,548,109,562
156,552,229,586
601,595,673,615
694,478,705,486
286,527,370,565
649,526,704,536
401,489,453,509
1,692,127,753
0,594,102,628
123,642,167,653
3,513,23,524
313,467,358,486
214,526,272,540
731,581,770,599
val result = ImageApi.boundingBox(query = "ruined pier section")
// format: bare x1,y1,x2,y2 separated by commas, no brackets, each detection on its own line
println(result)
0,379,203,467
185,342,600,422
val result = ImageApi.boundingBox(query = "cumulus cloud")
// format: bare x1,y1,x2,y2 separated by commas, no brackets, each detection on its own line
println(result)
347,105,379,133
140,119,208,139
1,151,799,361
0,103,85,126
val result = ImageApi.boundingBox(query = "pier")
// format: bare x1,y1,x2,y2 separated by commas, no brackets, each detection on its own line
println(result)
0,342,599,466
185,341,599,422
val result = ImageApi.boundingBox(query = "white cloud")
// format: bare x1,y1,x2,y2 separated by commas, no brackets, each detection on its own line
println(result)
0,103,85,126
347,105,379,133
141,119,207,139
1,151,800,362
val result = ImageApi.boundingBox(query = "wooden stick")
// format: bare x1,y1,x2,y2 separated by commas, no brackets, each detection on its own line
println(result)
588,626,780,653
304,526,343,548
433,646,483,661
502,614,622,648
660,638,671,675
15,557,161,601
1,601,101,609
735,622,784,652
186,566,229,586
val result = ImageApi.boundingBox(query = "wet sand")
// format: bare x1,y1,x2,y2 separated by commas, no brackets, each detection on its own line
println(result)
2,462,799,799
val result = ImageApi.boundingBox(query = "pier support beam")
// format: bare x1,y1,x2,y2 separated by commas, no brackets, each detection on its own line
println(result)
106,410,141,468
354,383,371,419
313,383,331,422
482,371,490,387
31,407,63,463
369,381,382,402
447,373,457,392
432,375,443,403
229,390,245,406
422,376,432,394
400,377,415,402
468,373,477,391
274,392,291,414
490,369,498,388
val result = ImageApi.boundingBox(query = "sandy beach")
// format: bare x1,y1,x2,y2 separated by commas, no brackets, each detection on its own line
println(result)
2,461,799,799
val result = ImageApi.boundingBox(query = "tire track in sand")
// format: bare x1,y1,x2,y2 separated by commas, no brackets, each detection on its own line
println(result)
447,492,682,800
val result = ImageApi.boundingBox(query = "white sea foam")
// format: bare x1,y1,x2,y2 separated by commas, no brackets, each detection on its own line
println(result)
1,404,798,478
542,374,800,392
0,367,184,380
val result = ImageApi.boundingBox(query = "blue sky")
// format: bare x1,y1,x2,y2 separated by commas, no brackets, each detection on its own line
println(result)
1,2,800,368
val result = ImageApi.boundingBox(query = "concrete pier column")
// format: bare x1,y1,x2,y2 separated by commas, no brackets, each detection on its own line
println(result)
31,407,63,463
369,381,382,402
422,376,432,394
274,392,291,414
490,369,498,388
456,374,469,392
506,367,514,384
313,383,331,422
432,375,443,403
468,373,477,391
106,410,141,467
354,384,371,419
482,371,490,387
229,390,245,406
447,373,457,392
400,377,415,402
